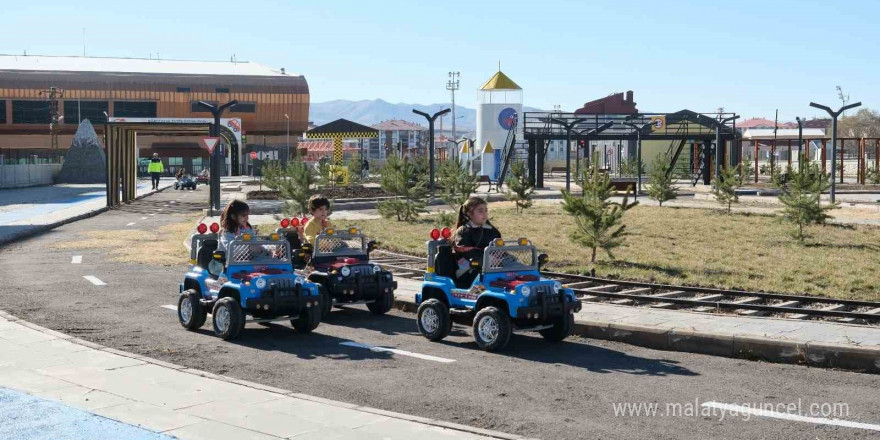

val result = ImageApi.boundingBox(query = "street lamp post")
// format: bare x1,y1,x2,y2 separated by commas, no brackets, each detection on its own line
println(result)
284,114,290,164
623,121,650,201
413,108,451,200
809,101,862,203
198,100,238,215
550,117,586,192
795,116,804,165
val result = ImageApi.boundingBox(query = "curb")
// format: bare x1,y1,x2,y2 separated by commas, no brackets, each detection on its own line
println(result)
0,185,172,247
392,297,879,374
0,308,531,440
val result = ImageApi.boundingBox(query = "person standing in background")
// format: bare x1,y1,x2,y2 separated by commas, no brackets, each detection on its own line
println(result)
148,153,164,190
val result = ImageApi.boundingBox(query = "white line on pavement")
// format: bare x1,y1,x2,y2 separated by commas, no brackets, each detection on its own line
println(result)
141,217,148,220
162,304,212,317
150,213,156,216
71,255,82,264
701,402,880,432
125,222,136,226
83,276,106,286
340,341,456,363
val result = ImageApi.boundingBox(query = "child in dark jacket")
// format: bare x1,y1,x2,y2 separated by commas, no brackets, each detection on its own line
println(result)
452,196,501,281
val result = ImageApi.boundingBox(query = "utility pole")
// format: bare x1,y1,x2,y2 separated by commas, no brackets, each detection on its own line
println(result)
40,87,64,150
446,71,460,162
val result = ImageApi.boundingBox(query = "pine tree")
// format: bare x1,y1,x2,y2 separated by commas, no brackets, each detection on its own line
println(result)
735,159,753,187
437,159,479,210
778,163,839,242
262,160,315,216
647,153,678,206
377,155,428,222
711,165,739,214
505,160,534,213
561,155,638,264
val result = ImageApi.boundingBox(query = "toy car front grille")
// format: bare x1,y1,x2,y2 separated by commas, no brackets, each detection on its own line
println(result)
538,285,561,304
349,265,375,277
271,279,301,296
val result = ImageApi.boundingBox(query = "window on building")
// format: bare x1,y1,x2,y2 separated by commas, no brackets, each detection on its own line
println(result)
168,157,184,166
191,100,218,112
63,101,109,124
231,102,256,113
215,87,230,93
113,101,157,117
12,100,51,124
0,101,6,124
176,87,191,93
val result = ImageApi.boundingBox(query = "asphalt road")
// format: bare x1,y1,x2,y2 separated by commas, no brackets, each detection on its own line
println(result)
2,188,879,440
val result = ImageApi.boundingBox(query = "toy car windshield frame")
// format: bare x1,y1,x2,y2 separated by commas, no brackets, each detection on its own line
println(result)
227,238,291,266
313,231,368,258
481,242,538,273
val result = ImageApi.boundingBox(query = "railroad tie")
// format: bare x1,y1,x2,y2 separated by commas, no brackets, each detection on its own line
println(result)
838,307,880,324
648,290,687,309
789,304,845,320
610,287,653,305
692,294,727,312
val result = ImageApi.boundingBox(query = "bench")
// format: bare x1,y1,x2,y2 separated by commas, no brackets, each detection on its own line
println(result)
549,166,568,176
478,175,498,192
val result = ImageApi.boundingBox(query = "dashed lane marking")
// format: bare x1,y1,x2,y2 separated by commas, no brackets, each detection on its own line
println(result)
701,402,880,432
340,341,456,363
141,217,148,220
125,222,136,226
83,276,106,286
71,256,82,264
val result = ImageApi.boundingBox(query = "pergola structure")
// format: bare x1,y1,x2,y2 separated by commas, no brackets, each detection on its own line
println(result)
102,121,238,207
522,110,738,188
305,119,377,166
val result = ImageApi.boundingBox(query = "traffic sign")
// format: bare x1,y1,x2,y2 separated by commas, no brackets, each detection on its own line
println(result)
200,137,220,153
249,151,258,160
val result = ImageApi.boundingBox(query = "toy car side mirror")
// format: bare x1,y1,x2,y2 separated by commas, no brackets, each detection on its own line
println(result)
301,243,313,254
367,240,378,253
470,260,482,270
537,253,549,270
212,251,226,263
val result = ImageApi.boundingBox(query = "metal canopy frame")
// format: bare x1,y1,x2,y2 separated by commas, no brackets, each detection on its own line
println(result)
102,121,232,207
523,110,738,141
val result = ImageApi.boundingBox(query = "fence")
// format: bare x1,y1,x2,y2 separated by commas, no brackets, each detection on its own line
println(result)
0,163,62,188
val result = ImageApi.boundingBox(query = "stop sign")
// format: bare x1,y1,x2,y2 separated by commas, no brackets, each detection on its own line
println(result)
249,152,258,160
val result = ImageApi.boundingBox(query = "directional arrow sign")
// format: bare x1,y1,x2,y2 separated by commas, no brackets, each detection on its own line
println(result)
200,137,220,153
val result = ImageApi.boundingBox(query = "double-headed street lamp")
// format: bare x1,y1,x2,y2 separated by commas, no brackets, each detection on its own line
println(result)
413,108,451,200
809,101,862,203
198,99,238,214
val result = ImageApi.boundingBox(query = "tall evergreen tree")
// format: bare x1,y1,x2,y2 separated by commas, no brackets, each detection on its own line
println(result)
262,160,315,216
777,163,839,242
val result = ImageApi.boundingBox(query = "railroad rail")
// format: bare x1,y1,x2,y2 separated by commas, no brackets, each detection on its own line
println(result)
372,250,880,325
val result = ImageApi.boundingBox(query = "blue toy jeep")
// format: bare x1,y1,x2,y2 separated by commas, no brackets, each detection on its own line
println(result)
416,228,582,351
178,222,323,340
276,220,397,318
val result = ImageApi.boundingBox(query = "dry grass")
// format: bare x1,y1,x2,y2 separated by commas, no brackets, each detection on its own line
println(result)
51,218,197,266
304,203,880,301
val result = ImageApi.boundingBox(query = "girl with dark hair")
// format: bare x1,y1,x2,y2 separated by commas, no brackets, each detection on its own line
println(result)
452,196,502,280
218,199,255,254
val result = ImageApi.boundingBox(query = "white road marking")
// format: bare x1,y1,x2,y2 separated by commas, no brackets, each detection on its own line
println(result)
71,255,82,264
83,276,106,286
701,402,880,432
340,341,455,363
141,217,148,220
162,304,212,318
125,222,136,226
150,213,156,216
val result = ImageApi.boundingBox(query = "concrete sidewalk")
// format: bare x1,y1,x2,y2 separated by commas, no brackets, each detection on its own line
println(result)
0,310,524,440
0,178,174,246
393,278,880,373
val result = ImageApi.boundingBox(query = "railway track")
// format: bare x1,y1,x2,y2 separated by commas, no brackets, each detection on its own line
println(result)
372,250,880,326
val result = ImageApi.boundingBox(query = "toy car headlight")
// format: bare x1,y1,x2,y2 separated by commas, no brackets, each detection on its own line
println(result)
255,278,267,289
373,264,382,274
340,266,351,277
553,282,562,294
520,286,531,297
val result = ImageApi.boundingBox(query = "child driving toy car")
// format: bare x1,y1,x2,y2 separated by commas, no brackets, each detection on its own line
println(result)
452,197,502,284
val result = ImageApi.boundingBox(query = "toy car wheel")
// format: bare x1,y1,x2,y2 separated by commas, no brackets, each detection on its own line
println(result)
212,297,243,340
366,288,394,315
318,285,332,319
539,313,574,342
416,299,450,341
292,304,321,333
178,289,206,330
473,307,512,352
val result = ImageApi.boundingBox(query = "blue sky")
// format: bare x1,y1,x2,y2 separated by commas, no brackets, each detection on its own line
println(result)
3,0,877,121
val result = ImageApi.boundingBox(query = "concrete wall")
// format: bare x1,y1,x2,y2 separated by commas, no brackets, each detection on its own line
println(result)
0,164,62,188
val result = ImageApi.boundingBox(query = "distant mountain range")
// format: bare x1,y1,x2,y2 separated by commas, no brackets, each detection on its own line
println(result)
309,99,543,131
